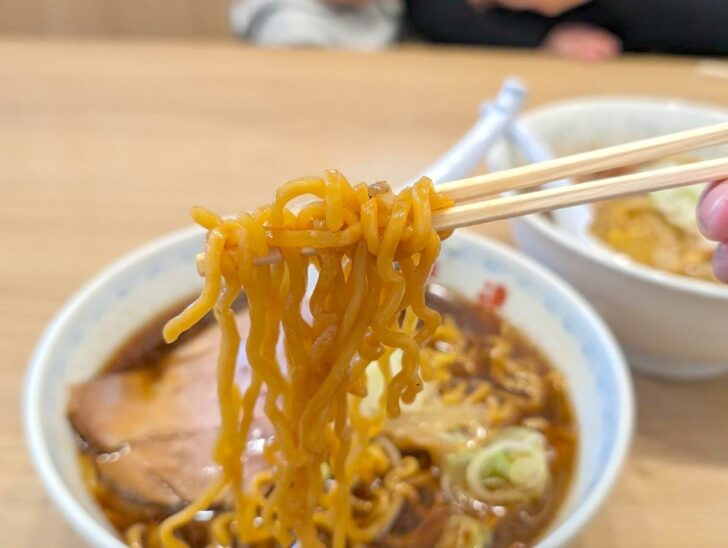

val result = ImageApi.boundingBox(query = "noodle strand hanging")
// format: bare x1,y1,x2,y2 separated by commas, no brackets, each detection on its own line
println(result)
160,171,453,547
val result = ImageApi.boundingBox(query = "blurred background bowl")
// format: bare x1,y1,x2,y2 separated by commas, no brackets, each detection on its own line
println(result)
489,97,728,380
24,227,632,548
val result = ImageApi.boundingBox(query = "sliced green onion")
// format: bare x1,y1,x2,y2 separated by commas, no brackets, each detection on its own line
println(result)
445,426,550,505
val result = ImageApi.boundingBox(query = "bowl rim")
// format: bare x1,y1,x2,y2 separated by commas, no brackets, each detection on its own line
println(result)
24,226,633,548
510,95,728,301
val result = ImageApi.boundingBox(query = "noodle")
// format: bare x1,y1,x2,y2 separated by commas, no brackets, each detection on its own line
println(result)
580,158,717,282
73,271,577,548
159,171,452,548
591,196,716,281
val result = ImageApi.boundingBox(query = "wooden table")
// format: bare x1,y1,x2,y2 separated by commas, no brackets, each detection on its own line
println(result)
2,40,727,547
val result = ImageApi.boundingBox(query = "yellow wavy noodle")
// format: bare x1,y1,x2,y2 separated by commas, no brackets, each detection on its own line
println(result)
156,172,451,548
591,196,715,282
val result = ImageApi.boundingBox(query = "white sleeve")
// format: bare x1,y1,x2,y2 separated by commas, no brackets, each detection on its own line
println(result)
229,0,402,50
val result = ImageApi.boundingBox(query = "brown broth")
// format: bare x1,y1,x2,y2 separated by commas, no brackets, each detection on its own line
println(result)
70,289,576,548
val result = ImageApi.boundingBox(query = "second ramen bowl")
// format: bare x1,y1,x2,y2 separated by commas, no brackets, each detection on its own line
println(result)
489,97,728,380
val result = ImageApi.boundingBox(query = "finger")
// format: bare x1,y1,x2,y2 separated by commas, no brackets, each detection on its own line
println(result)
713,242,728,283
581,41,613,62
603,35,622,57
590,43,614,61
589,32,621,59
697,180,728,241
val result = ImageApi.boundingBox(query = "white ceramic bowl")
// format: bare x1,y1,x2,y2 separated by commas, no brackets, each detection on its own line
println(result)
488,97,728,380
25,227,633,547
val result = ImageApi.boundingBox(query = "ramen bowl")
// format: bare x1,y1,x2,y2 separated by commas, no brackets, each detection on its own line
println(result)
25,227,632,547
488,97,728,380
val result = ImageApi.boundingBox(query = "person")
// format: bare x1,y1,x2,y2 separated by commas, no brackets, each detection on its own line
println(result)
230,0,401,49
405,0,728,62
698,180,728,283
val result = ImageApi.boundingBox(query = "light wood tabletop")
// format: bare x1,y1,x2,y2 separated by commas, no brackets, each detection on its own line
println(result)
2,39,727,547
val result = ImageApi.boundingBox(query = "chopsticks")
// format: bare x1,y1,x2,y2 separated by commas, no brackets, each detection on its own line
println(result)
436,121,728,202
435,156,728,231
197,122,728,270
433,121,728,230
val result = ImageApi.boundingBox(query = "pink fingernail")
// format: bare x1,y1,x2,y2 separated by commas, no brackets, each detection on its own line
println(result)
698,183,728,241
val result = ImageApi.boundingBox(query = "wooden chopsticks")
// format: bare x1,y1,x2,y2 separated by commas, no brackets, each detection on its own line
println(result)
436,121,728,203
432,122,728,230
196,122,728,270
435,156,728,231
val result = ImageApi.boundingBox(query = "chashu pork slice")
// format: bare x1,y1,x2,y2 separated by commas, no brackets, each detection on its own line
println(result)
68,311,274,509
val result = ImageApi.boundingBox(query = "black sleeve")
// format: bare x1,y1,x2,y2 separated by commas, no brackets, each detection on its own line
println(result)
603,0,728,56
405,0,555,48
407,0,728,55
